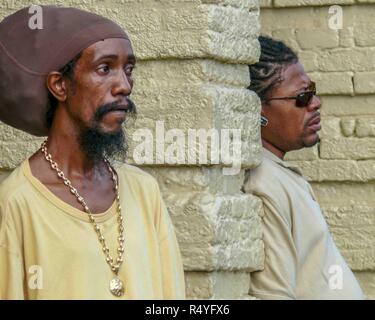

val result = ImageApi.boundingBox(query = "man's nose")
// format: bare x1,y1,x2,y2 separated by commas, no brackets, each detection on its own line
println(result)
111,70,132,97
307,95,321,112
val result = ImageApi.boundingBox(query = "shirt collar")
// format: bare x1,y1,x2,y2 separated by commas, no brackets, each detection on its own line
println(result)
262,147,303,176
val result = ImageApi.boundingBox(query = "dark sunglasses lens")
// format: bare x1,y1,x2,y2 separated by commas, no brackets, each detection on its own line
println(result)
296,91,314,107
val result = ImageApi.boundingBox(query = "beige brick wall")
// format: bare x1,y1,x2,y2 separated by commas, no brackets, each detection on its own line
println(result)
261,0,375,299
0,0,263,299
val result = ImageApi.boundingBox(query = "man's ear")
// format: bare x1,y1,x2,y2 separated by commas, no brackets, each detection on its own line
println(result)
46,72,67,103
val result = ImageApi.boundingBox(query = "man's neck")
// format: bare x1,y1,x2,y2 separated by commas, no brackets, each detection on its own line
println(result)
262,139,285,160
43,119,105,179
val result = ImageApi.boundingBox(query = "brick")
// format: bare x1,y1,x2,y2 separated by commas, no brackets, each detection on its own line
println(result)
134,60,251,89
320,117,342,139
293,160,375,182
354,72,375,95
284,146,319,161
310,72,354,95
3,1,260,64
185,271,251,299
323,209,375,269
356,118,375,138
342,248,375,271
260,6,328,30
322,204,375,271
339,28,355,48
322,204,375,229
320,138,375,160
354,22,375,47
142,166,247,195
311,182,375,204
130,4,261,64
295,28,339,50
206,7,261,64
340,118,356,137
161,7,208,33
271,29,299,52
320,96,375,116
298,51,318,73
274,0,355,6
202,0,259,10
317,48,375,72
261,28,273,38
259,0,273,7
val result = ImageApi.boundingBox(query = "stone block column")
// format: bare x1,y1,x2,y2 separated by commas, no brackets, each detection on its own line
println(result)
0,0,264,299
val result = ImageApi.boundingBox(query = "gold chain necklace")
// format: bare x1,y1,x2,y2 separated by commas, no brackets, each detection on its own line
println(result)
41,140,125,297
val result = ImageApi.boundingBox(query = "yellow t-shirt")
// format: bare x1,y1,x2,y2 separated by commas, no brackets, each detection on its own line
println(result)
243,148,364,300
0,160,185,300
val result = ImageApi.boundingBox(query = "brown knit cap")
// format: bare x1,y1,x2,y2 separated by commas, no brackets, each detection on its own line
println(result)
0,5,129,136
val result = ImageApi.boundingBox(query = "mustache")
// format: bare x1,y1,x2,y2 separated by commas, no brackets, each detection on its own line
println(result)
94,98,137,122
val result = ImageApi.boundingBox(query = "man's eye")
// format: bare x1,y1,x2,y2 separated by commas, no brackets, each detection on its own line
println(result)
124,65,135,76
98,65,110,74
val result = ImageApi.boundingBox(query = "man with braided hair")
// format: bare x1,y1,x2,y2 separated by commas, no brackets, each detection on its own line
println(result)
243,36,364,299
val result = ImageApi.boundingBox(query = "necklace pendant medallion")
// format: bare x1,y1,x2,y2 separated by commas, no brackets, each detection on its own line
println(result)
109,277,125,297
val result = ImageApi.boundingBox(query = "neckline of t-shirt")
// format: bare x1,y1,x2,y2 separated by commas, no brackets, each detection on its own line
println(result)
22,159,118,223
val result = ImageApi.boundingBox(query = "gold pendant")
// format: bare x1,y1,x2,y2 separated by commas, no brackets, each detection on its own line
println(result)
109,277,125,297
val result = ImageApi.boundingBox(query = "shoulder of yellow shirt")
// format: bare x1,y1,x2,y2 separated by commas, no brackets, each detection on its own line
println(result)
116,162,161,193
0,161,160,228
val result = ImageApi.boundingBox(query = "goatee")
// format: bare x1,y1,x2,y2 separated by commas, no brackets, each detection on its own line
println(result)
78,126,128,164
78,98,137,164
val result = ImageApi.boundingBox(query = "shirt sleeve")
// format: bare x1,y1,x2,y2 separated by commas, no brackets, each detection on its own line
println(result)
0,246,25,300
153,181,186,300
0,202,25,300
249,199,298,300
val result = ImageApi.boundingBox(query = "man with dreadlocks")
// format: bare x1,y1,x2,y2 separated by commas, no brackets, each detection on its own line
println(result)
243,36,364,299
0,6,185,299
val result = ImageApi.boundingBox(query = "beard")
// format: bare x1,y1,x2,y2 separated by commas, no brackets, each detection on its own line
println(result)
78,98,137,164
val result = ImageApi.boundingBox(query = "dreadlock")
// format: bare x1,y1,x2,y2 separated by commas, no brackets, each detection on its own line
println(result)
46,53,82,129
248,36,298,101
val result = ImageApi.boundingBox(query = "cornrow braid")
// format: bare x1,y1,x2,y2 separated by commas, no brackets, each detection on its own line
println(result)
248,36,298,101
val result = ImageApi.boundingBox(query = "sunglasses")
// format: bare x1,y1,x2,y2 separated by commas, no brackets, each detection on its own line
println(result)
263,82,317,108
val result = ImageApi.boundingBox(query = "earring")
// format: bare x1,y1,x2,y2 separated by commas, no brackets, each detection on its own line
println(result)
260,116,268,127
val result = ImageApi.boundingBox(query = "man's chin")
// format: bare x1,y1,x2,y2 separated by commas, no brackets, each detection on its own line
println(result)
97,122,124,135
303,133,320,148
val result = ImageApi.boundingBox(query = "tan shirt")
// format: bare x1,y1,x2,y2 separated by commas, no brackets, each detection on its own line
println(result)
0,160,185,300
243,148,364,300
